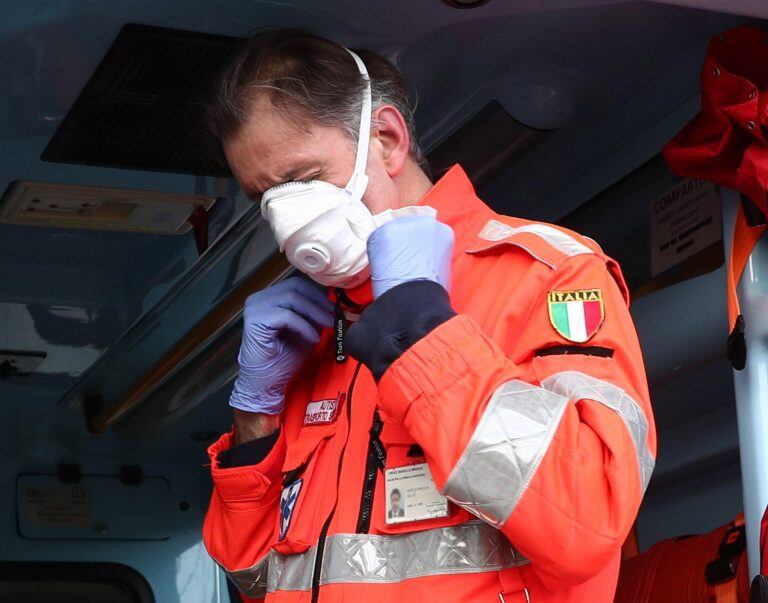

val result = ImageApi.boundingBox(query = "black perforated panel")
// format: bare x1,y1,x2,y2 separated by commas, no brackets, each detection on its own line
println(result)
42,24,244,177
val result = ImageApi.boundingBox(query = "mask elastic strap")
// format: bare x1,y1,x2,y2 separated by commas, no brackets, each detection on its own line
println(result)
344,49,372,200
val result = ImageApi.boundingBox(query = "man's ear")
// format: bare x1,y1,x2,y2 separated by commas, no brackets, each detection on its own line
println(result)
372,104,411,177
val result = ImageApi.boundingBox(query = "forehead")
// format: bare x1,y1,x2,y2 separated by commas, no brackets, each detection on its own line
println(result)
223,98,350,196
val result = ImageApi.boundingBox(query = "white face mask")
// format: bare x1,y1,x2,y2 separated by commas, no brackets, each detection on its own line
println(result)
260,49,434,289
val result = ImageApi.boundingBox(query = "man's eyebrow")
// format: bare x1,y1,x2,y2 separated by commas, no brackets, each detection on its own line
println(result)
278,162,317,182
242,163,320,200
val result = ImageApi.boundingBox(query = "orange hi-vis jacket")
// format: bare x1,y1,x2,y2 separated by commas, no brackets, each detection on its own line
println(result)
203,165,656,603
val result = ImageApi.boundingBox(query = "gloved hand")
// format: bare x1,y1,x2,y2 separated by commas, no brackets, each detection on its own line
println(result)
367,214,454,299
229,276,334,414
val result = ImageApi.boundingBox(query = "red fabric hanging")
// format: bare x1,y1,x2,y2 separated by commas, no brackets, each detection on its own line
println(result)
663,27,768,360
663,26,768,218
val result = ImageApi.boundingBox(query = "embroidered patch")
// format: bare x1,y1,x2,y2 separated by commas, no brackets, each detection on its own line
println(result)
303,393,343,426
548,289,604,343
279,479,302,540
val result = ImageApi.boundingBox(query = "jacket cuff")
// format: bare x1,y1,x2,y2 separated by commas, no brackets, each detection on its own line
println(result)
208,429,286,503
345,280,456,382
377,314,507,423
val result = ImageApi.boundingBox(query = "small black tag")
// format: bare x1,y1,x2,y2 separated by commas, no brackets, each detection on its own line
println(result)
334,301,346,364
370,412,386,470
371,438,387,471
727,314,747,371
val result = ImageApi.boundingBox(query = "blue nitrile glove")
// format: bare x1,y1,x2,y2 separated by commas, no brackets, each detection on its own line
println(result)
367,214,455,299
229,276,334,414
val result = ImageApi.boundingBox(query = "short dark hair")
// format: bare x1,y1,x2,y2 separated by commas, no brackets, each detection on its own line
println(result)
390,488,401,498
205,28,426,170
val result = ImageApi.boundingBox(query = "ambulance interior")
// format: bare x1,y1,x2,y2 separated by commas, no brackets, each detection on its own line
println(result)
2,1,768,601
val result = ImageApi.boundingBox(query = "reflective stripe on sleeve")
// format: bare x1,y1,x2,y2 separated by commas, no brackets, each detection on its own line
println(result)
441,380,570,527
226,522,528,594
540,371,655,492
226,556,270,599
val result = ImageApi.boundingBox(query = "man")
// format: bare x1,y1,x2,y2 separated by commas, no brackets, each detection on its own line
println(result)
388,488,405,520
202,28,656,603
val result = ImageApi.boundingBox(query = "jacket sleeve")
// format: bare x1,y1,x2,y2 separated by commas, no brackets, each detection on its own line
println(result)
202,428,286,601
373,253,656,589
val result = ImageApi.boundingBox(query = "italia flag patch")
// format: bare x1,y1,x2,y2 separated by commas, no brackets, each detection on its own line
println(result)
548,289,604,343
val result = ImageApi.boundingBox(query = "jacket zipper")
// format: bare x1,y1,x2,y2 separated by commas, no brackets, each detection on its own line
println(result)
311,361,361,603
355,410,386,534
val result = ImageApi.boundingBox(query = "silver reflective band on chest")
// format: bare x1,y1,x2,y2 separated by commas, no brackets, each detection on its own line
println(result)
478,219,594,259
320,521,527,585
246,522,528,594
541,371,655,492
442,380,569,527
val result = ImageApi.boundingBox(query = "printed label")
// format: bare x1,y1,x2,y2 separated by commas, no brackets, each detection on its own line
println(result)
21,485,92,528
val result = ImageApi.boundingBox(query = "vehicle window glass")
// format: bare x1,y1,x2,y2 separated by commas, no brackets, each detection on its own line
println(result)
0,563,153,603
0,580,135,603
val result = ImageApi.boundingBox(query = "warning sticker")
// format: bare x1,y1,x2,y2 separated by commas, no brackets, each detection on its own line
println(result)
650,178,722,277
21,485,92,528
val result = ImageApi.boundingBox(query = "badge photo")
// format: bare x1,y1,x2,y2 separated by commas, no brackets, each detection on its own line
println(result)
384,463,448,525
548,288,604,343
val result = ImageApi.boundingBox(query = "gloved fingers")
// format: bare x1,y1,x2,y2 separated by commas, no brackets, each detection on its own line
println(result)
274,289,334,329
277,276,334,313
367,214,455,298
269,307,323,345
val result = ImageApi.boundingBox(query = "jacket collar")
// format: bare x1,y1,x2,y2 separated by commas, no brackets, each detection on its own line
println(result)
416,164,495,262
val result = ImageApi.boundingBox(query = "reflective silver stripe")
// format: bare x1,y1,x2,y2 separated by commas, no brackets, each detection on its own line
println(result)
442,380,570,527
226,556,270,599
478,219,593,258
541,371,655,492
269,546,317,593
265,522,527,592
321,521,526,584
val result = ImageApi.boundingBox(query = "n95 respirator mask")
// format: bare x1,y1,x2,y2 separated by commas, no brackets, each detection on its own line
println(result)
262,178,377,288
261,49,430,289
262,178,437,288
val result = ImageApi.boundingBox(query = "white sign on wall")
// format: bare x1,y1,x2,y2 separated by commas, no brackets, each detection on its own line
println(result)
650,178,722,277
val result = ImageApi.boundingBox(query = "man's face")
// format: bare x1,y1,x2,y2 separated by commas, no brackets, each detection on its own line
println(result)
224,97,401,215
390,492,400,511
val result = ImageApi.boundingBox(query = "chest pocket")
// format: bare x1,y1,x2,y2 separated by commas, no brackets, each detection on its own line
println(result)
273,420,342,555
370,420,472,536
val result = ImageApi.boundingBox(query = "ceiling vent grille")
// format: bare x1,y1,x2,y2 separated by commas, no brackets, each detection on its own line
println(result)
42,24,244,177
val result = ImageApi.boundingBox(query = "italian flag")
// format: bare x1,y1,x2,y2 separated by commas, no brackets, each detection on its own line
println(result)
548,289,604,343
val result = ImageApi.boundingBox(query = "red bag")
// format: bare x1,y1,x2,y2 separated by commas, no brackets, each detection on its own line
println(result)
762,505,768,577
663,27,768,364
663,26,768,219
615,517,749,603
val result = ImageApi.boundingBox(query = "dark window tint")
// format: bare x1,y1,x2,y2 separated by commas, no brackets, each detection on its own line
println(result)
0,563,153,603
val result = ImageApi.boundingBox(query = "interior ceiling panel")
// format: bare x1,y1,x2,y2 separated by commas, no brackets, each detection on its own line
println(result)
0,0,763,416
650,0,768,18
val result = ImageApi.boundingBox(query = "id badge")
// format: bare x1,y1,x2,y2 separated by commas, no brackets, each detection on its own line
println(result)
384,462,449,524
